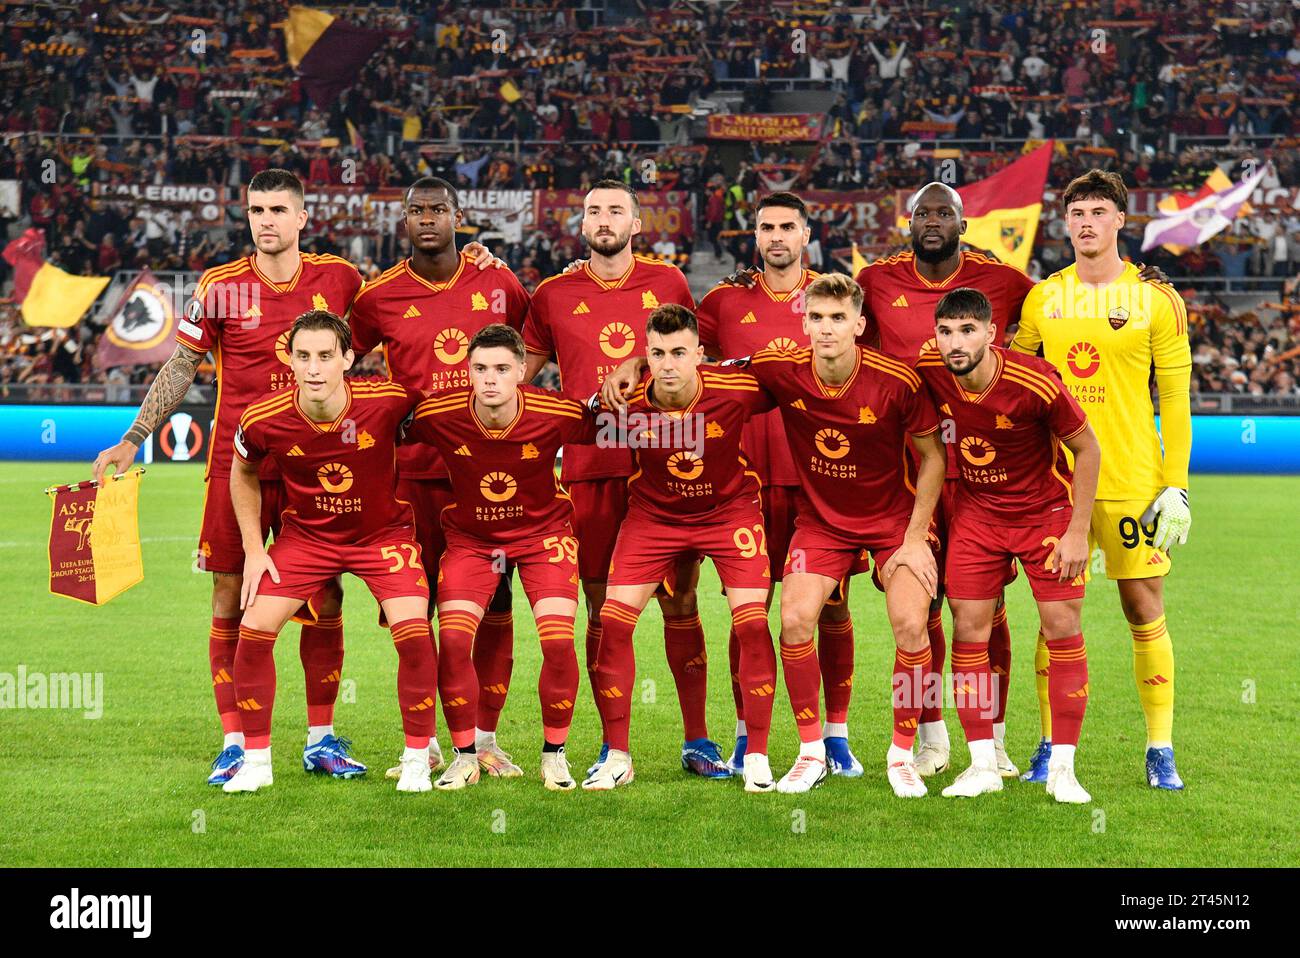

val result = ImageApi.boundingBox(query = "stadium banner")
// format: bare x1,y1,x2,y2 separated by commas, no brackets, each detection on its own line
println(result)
706,114,827,142
91,183,227,225
45,469,145,606
459,189,535,244
2,406,1299,473
295,185,406,235
802,190,897,244
93,268,179,371
534,189,695,243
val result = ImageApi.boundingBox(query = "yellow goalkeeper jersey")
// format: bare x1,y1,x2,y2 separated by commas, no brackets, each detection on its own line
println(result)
1011,262,1191,501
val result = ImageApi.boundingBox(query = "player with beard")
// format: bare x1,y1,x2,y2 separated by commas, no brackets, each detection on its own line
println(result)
521,180,729,780
349,178,531,780
693,192,862,779
853,182,1170,783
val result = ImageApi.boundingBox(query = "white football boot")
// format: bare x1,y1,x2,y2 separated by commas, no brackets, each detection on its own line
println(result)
941,761,1004,798
540,748,577,791
743,753,776,793
223,749,273,794
581,749,634,790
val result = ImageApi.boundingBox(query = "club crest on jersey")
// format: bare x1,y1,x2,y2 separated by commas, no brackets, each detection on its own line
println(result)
521,443,540,460
312,293,329,311
356,430,375,450
471,291,489,311
599,322,636,359
434,328,469,364
995,415,1014,430
1108,307,1129,330
641,291,659,310
705,421,724,438
857,406,877,425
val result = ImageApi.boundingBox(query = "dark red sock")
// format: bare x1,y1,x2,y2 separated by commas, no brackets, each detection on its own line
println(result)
436,608,480,749
595,600,640,752
950,640,993,743
209,616,241,735
233,625,278,749
731,603,775,753
536,613,578,745
663,612,708,741
920,608,947,724
299,612,343,728
817,614,854,725
472,611,514,733
779,636,822,744
585,619,603,713
989,604,1011,725
728,627,744,721
390,618,437,748
892,646,931,749
1046,633,1089,747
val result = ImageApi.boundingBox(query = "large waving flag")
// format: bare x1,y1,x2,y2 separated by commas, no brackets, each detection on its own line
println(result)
1141,163,1270,253
46,470,146,606
283,5,386,107
894,141,1053,272
94,269,178,370
3,229,110,328
956,141,1053,272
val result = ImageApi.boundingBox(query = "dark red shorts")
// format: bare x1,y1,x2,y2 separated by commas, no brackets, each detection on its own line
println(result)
437,526,579,607
198,478,287,575
935,478,1017,593
945,513,1085,603
783,521,931,594
762,484,799,582
567,477,630,582
609,506,771,592
256,528,430,607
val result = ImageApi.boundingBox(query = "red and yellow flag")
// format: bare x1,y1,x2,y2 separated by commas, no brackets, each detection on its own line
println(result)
46,470,145,605
896,140,1054,273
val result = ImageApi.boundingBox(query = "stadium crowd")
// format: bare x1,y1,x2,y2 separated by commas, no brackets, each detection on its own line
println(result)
2,0,1300,396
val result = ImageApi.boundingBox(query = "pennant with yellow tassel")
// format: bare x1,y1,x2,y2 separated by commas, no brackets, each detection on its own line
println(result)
45,469,146,605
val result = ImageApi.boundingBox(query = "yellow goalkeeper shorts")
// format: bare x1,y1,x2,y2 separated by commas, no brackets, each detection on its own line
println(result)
1087,499,1174,581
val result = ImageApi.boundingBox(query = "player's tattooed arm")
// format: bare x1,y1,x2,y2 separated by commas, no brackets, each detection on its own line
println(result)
92,343,205,482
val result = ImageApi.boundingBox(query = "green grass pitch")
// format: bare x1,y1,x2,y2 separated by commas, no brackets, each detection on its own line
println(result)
1,461,1296,867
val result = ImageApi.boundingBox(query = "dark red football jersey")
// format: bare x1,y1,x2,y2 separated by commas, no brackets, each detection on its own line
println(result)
233,379,420,545
619,367,774,525
855,250,1034,361
738,346,940,544
694,269,819,487
522,255,694,482
404,385,599,544
915,345,1089,525
178,253,364,480
349,253,530,481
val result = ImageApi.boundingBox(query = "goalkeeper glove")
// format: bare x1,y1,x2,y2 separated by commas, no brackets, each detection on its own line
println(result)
1140,487,1190,551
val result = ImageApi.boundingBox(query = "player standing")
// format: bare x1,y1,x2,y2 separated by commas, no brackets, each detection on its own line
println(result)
855,182,1037,779
603,274,947,796
917,288,1100,803
522,180,729,778
92,170,366,785
581,305,779,792
221,311,438,794
1011,170,1192,790
403,325,601,791
695,192,862,779
349,177,531,779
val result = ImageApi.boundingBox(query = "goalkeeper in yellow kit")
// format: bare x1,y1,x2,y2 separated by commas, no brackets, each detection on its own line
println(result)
1012,170,1191,790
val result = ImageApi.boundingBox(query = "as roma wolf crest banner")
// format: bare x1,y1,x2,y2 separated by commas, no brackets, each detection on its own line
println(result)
46,470,146,605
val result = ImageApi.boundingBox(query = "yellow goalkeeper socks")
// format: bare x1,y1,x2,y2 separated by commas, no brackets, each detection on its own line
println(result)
1130,615,1175,747
1035,630,1052,740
